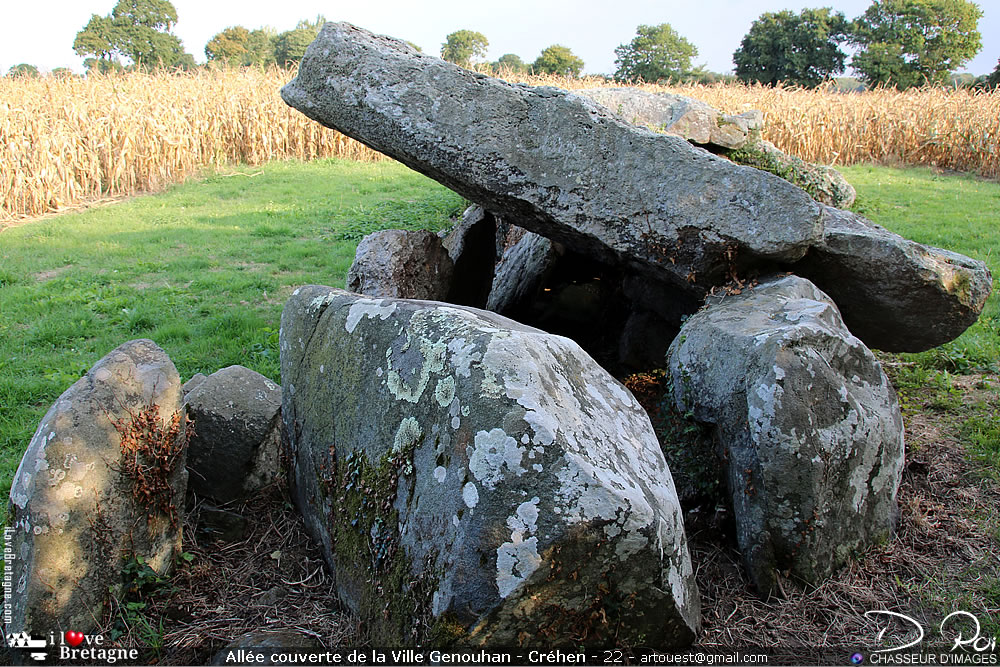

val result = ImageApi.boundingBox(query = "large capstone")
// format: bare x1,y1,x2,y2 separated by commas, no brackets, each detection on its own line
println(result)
666,276,904,593
282,22,823,294
282,21,990,355
793,205,993,352
7,339,187,636
280,285,700,646
575,87,763,150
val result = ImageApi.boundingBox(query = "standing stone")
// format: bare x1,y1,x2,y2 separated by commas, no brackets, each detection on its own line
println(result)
487,229,562,316
282,22,823,293
184,365,282,504
667,276,904,593
347,229,454,300
280,285,700,646
7,340,187,636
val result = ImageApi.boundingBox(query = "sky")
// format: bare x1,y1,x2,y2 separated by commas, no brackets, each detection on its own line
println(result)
2,0,998,78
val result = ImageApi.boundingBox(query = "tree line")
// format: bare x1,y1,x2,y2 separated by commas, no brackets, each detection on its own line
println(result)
6,0,999,90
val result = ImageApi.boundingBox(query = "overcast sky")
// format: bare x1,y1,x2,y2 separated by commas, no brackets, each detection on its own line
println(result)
2,0,997,78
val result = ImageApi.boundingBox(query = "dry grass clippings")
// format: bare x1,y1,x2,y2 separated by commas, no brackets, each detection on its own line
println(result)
101,478,357,665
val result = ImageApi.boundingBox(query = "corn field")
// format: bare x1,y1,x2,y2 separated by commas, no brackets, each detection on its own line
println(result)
2,67,999,221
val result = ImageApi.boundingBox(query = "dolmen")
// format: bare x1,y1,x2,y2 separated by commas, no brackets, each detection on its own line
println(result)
280,20,991,619
6,19,992,654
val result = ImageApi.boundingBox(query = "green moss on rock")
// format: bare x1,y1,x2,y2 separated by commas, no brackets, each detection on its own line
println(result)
726,140,856,209
321,443,439,645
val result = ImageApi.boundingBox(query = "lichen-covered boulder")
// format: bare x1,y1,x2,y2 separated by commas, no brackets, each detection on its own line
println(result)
7,339,187,636
282,22,823,294
346,229,454,300
280,285,700,646
575,87,763,150
794,205,993,352
184,365,282,503
182,372,207,396
727,140,856,208
666,276,904,593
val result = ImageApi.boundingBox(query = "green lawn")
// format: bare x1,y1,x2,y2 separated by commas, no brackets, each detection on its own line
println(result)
841,165,1000,372
0,159,468,497
0,161,998,503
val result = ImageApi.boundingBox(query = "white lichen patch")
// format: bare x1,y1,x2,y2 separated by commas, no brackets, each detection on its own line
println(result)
434,376,456,407
496,536,541,598
433,466,447,483
447,338,480,378
495,497,543,598
308,291,337,314
462,481,479,508
469,428,525,490
345,298,397,334
506,497,540,540
385,333,447,404
393,417,423,452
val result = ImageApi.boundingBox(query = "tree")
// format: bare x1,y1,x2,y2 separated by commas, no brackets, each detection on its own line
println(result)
51,67,76,78
440,30,488,67
976,58,1000,89
733,8,850,87
206,26,275,66
274,28,316,66
532,45,584,76
274,16,325,67
8,64,39,77
73,0,194,72
205,26,250,64
614,23,698,82
850,0,983,88
494,53,527,73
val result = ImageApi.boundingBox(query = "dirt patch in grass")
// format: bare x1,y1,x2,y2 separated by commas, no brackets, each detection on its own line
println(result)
32,265,73,282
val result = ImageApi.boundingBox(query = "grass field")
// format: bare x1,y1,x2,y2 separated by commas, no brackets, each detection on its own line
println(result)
0,159,467,496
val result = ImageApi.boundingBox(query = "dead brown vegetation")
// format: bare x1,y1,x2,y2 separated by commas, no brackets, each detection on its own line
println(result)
3,68,998,221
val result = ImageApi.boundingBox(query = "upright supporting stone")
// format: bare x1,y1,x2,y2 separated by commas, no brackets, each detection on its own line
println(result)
667,276,904,593
281,285,700,646
7,340,187,636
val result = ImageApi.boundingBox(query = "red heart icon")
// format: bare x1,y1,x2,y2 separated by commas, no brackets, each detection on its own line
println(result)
65,631,84,647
